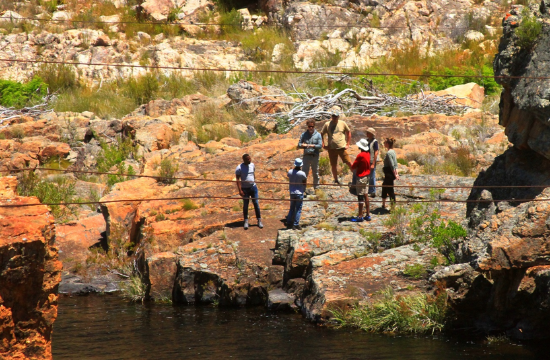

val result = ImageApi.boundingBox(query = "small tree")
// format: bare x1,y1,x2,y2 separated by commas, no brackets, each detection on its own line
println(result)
158,158,178,184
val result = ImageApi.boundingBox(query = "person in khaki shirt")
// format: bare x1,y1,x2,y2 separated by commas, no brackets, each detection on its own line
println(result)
321,112,352,184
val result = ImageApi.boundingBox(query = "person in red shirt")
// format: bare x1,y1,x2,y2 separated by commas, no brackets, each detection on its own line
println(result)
350,139,371,222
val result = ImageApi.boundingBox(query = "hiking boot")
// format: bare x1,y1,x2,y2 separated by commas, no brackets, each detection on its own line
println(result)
365,215,372,221
244,219,249,230
292,224,302,230
351,217,364,222
258,219,264,229
334,179,341,185
369,193,376,198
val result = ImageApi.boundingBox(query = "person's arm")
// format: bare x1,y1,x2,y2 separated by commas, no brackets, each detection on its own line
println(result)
321,124,329,150
313,132,322,149
390,151,399,180
298,133,306,149
345,124,351,149
236,169,244,196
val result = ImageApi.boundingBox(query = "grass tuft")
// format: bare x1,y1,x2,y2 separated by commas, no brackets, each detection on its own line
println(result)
331,287,447,334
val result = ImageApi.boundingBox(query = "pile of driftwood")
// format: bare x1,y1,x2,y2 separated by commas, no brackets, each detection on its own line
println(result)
0,95,55,128
252,85,471,131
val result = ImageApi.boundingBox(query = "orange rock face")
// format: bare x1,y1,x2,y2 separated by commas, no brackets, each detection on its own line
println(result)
0,177,62,359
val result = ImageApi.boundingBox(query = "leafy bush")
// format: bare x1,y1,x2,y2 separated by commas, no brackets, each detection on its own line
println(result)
409,189,467,264
158,158,178,184
331,287,447,334
17,171,77,220
516,10,542,49
96,137,137,186
382,205,408,246
96,137,137,172
0,77,48,108
403,263,427,279
431,220,467,264
123,72,160,105
319,155,331,176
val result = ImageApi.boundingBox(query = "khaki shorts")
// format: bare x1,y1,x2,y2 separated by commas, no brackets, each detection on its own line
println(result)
356,175,369,196
327,148,351,166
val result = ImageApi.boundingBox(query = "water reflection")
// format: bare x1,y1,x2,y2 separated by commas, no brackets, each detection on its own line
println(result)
53,295,544,359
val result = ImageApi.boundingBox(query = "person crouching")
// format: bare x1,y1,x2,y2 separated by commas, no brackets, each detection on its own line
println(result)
350,139,371,222
286,158,307,230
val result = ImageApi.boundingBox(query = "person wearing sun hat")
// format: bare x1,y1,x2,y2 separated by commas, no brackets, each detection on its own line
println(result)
365,127,379,198
286,158,308,230
350,139,371,222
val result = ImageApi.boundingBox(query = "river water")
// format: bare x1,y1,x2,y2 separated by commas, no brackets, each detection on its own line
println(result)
53,295,546,359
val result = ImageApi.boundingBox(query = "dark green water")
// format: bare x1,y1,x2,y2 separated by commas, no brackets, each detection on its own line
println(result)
53,295,546,359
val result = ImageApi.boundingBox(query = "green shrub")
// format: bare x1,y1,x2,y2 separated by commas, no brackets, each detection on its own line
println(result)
181,198,199,210
34,64,79,93
331,287,447,334
431,220,467,264
382,205,408,246
0,77,48,108
319,155,331,176
408,189,467,264
157,158,178,184
397,158,408,166
403,263,427,279
17,172,77,220
516,10,542,49
96,137,137,172
123,72,160,105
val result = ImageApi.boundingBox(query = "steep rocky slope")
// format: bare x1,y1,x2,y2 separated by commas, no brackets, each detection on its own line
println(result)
431,2,550,339
0,0,504,83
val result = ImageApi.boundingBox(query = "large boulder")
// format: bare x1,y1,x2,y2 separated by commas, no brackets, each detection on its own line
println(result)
0,177,62,359
447,4,550,338
493,3,550,159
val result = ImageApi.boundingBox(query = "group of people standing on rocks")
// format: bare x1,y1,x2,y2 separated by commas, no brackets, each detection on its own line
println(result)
235,112,399,230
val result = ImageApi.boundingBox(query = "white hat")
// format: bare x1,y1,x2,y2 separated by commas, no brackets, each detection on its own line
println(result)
294,158,303,167
356,138,370,152
331,111,340,117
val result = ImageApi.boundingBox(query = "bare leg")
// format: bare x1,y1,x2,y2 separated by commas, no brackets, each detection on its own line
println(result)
365,196,370,216
358,202,364,218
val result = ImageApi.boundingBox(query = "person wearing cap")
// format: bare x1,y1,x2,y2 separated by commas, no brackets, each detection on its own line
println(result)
236,153,263,230
350,139,371,222
286,158,308,230
366,128,379,198
298,119,322,193
321,111,352,184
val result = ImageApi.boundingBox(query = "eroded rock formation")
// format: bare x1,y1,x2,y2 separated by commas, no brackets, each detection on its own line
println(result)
436,3,550,339
0,177,62,359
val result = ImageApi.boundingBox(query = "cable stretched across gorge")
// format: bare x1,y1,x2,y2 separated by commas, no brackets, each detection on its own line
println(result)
1,194,549,208
0,58,542,80
2,167,550,189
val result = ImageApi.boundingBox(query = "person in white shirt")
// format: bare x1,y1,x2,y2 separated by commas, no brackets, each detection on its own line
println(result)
235,154,263,230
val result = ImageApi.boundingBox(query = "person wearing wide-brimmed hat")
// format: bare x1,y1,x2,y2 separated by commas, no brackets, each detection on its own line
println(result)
366,127,379,198
350,139,371,222
321,111,352,184
286,158,308,230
